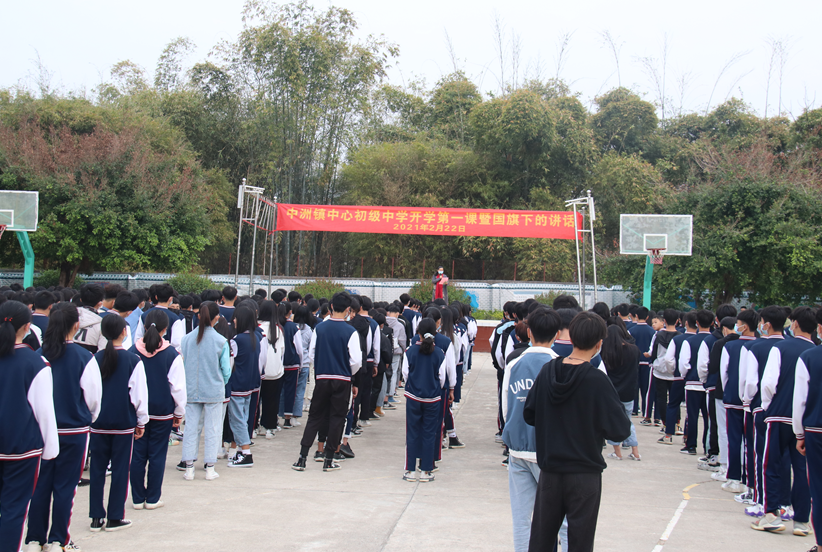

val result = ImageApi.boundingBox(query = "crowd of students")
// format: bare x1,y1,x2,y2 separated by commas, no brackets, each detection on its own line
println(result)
493,295,822,552
0,282,477,552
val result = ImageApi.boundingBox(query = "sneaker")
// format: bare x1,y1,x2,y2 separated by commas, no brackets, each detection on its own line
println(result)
105,462,112,476
751,512,785,532
658,436,673,445
292,457,307,471
698,454,710,463
734,490,755,505
721,480,745,493
387,397,398,403
782,506,795,521
104,519,132,532
403,471,417,482
794,521,811,537
711,470,727,482
283,419,294,429
494,434,504,444
170,428,184,441
374,407,385,417
419,471,435,482
360,420,372,427
675,424,684,435
205,466,219,480
383,403,396,410
89,518,105,532
806,546,818,552
290,420,302,427
351,427,363,436
680,447,697,455
621,443,632,449
339,443,356,458
217,447,228,459
132,501,144,510
606,452,622,460
745,504,765,517
314,450,325,462
448,436,465,449
639,419,652,426
265,429,275,440
145,501,164,510
251,428,258,438
628,453,642,461
323,458,341,472
183,466,195,481
62,541,82,551
78,478,90,487
333,452,346,461
431,462,439,472
23,542,43,552
248,441,255,447
228,452,254,468
653,420,662,426
176,460,186,472
700,460,722,473
502,457,509,467
659,427,666,434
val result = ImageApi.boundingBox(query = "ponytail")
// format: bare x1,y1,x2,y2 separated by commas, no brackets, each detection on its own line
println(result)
0,300,32,357
417,319,437,355
143,309,169,354
43,303,79,361
100,314,127,380
197,301,221,344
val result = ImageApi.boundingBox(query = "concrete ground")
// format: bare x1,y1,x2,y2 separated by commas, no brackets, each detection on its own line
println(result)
64,353,813,552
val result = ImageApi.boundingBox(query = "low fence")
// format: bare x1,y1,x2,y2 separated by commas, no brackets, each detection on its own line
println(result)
0,272,632,312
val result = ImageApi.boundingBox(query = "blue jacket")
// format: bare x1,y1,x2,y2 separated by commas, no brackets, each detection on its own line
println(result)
312,318,361,382
721,337,756,407
762,336,816,424
794,346,822,438
629,323,655,364
403,344,445,401
181,327,229,403
92,348,143,430
40,343,94,430
230,331,261,396
0,345,49,459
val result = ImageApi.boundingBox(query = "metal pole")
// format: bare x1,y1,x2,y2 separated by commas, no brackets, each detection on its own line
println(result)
234,178,246,286
581,206,587,310
572,203,583,305
588,190,599,304
248,195,261,296
268,198,277,297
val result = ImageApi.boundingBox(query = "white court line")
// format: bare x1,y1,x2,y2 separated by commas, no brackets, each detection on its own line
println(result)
651,484,699,552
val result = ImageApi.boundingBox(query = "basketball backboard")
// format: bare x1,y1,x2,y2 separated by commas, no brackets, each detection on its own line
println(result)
0,191,39,231
620,214,692,256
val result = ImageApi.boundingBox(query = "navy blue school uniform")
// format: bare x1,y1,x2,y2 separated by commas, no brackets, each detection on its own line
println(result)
138,306,183,351
759,336,815,521
219,305,236,323
629,322,657,419
89,348,148,523
129,341,186,506
246,326,265,439
454,323,467,403
402,344,446,472
720,336,756,484
680,332,713,451
0,344,58,552
31,313,50,334
551,339,604,371
411,332,456,461
27,343,101,549
793,345,822,540
664,332,690,436
228,331,264,447
279,320,303,418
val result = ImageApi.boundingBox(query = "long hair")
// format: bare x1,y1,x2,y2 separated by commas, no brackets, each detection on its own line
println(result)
439,307,454,341
601,324,630,373
417,319,437,355
143,309,169,354
197,301,220,344
259,300,280,346
234,306,258,352
0,300,32,357
100,314,127,380
43,303,80,361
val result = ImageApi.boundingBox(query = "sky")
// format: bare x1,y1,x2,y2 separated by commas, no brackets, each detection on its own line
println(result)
3,0,820,119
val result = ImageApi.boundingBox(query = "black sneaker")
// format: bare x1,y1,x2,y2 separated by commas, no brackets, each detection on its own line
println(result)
228,452,254,468
351,427,363,436
292,457,307,471
431,462,439,472
104,519,132,532
313,450,325,462
323,458,341,471
333,452,346,461
283,419,293,429
448,436,465,449
90,518,105,532
176,461,186,472
339,443,356,458
78,478,90,487
502,457,509,467
680,447,697,455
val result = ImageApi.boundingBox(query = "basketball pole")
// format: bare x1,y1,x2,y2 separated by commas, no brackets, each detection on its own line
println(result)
16,231,34,288
643,255,653,309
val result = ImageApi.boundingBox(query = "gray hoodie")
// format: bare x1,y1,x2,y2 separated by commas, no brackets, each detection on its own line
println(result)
74,307,106,353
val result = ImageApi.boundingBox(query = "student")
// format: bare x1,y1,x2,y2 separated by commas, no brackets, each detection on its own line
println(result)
126,289,148,338
678,310,715,455
100,284,125,313
219,286,238,322
129,309,186,510
703,305,737,476
226,307,267,468
659,312,695,444
792,308,822,549
402,319,446,483
26,304,102,552
650,309,681,434
384,305,408,407
31,290,55,334
501,309,561,551
358,297,380,423
102,292,139,351
602,324,642,461
0,301,59,552
259,301,284,439
292,292,362,472
720,309,759,496
176,295,198,334
180,302,231,481
616,304,635,330
741,305,789,517
279,302,304,429
88,314,148,533
74,284,107,354
524,312,630,552
433,307,463,449
629,307,657,425
752,306,815,533
293,305,314,420
136,284,184,353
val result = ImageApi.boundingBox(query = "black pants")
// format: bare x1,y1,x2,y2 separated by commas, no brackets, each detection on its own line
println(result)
654,377,673,425
357,362,373,421
260,379,284,430
708,396,719,456
300,379,351,456
529,470,602,552
370,362,386,413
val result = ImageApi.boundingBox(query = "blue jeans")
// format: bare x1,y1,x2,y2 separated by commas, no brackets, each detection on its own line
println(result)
607,401,638,447
182,402,224,464
228,395,252,447
509,457,568,552
293,366,310,417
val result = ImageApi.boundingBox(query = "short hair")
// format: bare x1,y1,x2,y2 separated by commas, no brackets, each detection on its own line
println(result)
34,290,56,310
133,289,149,303
287,291,302,302
155,283,175,303
528,308,561,344
663,308,679,326
190,294,202,309
80,284,104,307
104,284,125,300
271,290,287,303
590,302,610,321
360,296,373,311
556,308,577,330
222,286,238,301
331,292,352,313
552,294,579,310
387,304,401,314
719,316,737,330
349,296,360,313
306,298,320,312
628,305,640,316
178,295,194,309
696,309,715,329
715,304,737,321
683,311,698,330
616,303,630,317
737,308,759,330
514,321,530,343
791,306,817,334
373,312,386,326
254,289,267,299
399,293,411,306
568,312,608,351
759,305,787,332
113,291,139,313
635,306,649,321
514,302,528,321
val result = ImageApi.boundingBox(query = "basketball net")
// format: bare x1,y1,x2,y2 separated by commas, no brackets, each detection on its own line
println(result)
649,248,665,265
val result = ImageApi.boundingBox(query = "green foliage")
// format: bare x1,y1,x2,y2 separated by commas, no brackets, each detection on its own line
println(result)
590,88,658,154
33,269,85,289
533,291,562,306
166,273,216,295
407,279,473,306
473,309,503,321
293,279,347,300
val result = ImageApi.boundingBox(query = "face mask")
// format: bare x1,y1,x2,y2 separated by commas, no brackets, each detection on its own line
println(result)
734,324,742,335
438,270,443,274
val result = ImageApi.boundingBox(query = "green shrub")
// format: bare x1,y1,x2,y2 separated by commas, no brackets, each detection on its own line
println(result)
293,279,347,300
534,291,562,306
166,273,217,295
473,309,504,321
408,279,474,306
33,269,85,289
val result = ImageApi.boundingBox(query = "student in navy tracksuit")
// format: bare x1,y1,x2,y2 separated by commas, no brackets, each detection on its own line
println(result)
219,285,238,324
89,314,149,533
226,307,267,468
438,307,464,449
678,310,715,455
659,312,696,443
277,302,302,429
402,319,446,483
26,304,102,551
719,309,759,494
628,307,657,425
792,307,822,548
129,309,186,509
135,283,184,352
0,301,59,552
31,290,55,334
752,306,815,533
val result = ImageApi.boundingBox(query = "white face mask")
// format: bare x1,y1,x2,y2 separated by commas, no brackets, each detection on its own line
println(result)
438,270,443,274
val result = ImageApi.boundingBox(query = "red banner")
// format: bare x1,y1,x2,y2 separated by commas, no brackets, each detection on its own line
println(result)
276,204,581,239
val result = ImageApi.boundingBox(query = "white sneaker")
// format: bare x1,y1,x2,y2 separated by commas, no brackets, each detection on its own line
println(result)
205,465,219,480
132,501,145,510
721,479,746,493
145,501,164,510
290,419,302,427
43,544,69,552
711,469,727,482
23,543,43,552
183,466,195,481
216,447,228,459
251,428,258,438
265,429,274,440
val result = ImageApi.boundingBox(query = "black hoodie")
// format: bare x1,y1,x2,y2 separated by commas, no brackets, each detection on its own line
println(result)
523,357,631,473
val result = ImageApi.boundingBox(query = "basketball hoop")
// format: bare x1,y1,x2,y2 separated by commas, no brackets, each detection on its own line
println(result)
649,248,665,265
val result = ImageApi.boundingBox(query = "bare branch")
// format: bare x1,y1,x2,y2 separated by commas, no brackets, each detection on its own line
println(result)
599,30,623,88
554,31,574,81
705,50,749,115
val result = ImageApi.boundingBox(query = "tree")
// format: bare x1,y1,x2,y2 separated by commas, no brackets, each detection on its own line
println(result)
590,87,658,155
429,73,481,144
